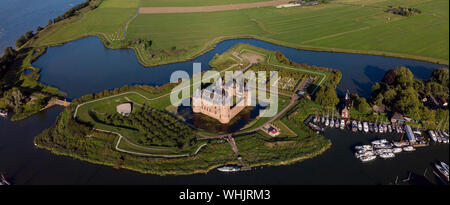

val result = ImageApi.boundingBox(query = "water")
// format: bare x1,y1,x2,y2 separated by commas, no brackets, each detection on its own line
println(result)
1,110,448,185
33,37,447,99
0,0,84,54
2,33,449,185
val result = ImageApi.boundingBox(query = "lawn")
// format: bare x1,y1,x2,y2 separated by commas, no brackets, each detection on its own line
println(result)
29,0,448,66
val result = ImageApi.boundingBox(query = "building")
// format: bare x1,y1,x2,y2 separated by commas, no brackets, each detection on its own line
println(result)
372,104,385,113
404,124,416,143
192,77,251,124
116,103,132,116
439,97,448,107
390,112,404,123
340,90,351,118
262,124,280,137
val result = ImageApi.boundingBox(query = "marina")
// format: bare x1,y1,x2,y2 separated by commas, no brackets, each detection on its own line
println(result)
305,114,449,163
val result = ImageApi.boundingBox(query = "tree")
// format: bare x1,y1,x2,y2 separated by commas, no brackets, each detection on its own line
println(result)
314,86,339,108
356,97,371,113
429,68,449,87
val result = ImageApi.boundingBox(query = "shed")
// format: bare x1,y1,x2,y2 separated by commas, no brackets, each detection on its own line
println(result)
390,112,404,123
404,124,416,143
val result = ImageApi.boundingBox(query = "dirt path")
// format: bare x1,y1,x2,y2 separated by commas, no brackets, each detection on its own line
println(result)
139,0,291,14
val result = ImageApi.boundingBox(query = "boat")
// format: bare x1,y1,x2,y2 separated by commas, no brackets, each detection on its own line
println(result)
360,155,376,162
340,119,345,130
0,109,7,118
393,141,408,148
392,147,403,153
0,173,10,185
217,166,240,172
352,121,357,132
441,162,449,173
363,122,369,133
358,121,362,132
403,146,415,152
369,123,374,132
434,163,449,181
428,130,437,142
330,118,334,128
325,117,329,127
378,124,384,133
374,124,378,133
321,116,325,123
383,124,388,132
388,124,392,133
335,119,340,128
379,152,395,159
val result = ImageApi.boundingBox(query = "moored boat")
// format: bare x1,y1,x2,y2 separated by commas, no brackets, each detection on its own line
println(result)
363,122,369,133
360,155,376,162
434,163,449,181
392,147,403,153
0,173,10,185
379,152,395,159
403,146,415,152
217,166,240,172
441,162,449,173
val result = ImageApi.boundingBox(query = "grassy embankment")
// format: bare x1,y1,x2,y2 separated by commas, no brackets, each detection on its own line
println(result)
29,0,448,67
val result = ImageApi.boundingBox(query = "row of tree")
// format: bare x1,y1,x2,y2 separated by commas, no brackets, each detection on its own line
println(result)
94,105,196,149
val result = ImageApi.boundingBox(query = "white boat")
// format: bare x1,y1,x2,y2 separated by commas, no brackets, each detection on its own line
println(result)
335,119,340,128
388,125,392,133
428,130,437,142
340,119,345,130
363,122,369,133
393,141,408,148
383,124,388,132
321,116,325,123
217,166,240,172
358,121,362,131
378,124,384,133
360,155,376,162
352,121,357,132
374,124,378,133
435,163,449,181
330,118,334,128
0,109,7,118
403,146,415,152
441,162,449,173
0,173,10,185
379,152,395,159
325,117,329,127
392,147,403,153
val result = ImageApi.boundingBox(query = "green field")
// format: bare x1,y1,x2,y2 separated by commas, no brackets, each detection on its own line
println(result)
139,0,270,7
30,0,449,66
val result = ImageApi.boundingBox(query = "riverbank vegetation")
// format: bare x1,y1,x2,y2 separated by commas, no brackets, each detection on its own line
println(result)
0,47,66,121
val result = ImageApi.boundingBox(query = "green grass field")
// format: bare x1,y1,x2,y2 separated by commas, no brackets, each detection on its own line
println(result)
30,0,449,66
139,0,269,7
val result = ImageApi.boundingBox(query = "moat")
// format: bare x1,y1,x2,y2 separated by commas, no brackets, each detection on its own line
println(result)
0,36,448,184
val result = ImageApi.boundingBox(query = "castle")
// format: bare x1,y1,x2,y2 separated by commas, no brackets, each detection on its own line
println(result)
192,77,251,124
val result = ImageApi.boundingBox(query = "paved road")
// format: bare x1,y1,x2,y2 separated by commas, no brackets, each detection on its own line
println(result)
139,0,291,14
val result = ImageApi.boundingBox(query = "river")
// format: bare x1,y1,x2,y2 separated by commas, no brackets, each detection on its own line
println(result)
0,36,448,184
0,0,84,54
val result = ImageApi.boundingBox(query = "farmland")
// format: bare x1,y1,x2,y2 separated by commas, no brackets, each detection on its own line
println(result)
29,0,449,66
